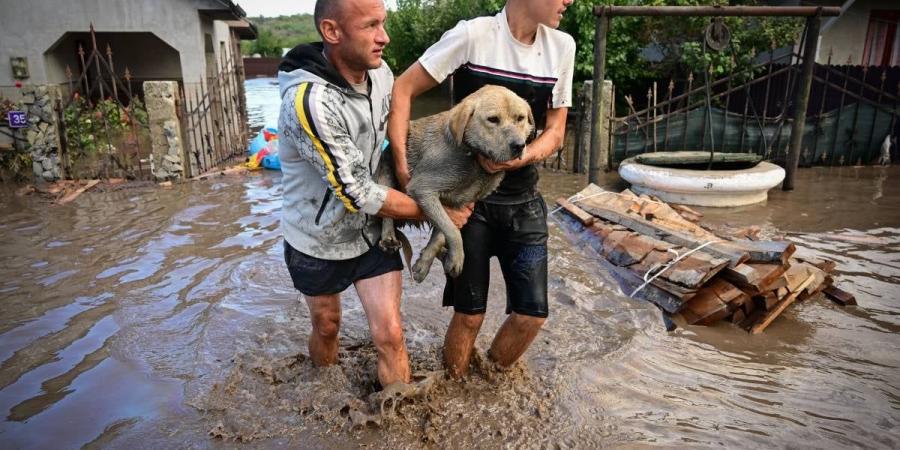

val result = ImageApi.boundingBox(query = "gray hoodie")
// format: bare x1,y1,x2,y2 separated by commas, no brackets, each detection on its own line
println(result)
277,43,393,260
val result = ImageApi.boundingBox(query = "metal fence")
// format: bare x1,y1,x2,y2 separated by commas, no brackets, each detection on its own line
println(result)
609,46,899,168
177,47,248,177
55,25,152,180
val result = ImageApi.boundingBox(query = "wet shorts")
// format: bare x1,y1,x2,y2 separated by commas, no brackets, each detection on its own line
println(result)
283,240,403,297
442,196,549,318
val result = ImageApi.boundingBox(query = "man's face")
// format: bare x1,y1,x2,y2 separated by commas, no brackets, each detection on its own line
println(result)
531,0,574,29
335,0,390,71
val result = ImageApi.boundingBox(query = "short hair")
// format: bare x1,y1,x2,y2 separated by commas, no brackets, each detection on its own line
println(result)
314,0,344,37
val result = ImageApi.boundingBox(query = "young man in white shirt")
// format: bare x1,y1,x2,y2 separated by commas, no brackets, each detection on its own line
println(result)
387,0,576,378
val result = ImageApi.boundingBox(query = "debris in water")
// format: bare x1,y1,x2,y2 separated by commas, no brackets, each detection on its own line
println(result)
554,184,856,333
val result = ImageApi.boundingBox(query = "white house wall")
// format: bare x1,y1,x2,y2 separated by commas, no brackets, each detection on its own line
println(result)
818,0,882,65
0,0,237,87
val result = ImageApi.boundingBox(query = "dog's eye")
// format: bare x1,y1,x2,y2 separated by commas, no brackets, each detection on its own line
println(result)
487,116,500,124
516,115,525,122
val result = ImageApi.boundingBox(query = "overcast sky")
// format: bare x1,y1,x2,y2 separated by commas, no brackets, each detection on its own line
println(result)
237,0,397,17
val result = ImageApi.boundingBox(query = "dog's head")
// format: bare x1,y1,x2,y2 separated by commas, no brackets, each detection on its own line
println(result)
448,85,534,162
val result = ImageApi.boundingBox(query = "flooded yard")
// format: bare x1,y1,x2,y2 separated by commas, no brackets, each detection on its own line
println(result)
0,79,898,448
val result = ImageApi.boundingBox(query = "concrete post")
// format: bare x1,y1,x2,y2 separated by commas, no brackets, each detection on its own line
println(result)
144,81,187,180
580,80,613,175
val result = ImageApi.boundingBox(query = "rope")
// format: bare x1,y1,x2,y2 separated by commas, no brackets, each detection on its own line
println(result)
548,191,615,215
629,239,720,298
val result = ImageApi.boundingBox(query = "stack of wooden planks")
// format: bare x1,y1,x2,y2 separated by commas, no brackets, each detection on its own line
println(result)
555,184,856,333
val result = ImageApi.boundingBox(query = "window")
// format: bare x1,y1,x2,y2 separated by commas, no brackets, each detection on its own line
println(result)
862,10,900,67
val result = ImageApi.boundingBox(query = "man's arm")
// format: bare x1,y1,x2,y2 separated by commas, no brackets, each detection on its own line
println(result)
478,107,569,173
387,62,440,190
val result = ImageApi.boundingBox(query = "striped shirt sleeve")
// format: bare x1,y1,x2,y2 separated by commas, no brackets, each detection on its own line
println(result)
292,82,387,215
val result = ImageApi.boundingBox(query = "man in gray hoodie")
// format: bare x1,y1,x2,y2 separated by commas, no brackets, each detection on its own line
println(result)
278,0,472,387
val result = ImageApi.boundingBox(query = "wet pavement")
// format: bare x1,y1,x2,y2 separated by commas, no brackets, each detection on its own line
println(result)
0,79,897,448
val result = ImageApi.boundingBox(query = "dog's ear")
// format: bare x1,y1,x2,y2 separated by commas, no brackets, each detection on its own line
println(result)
449,98,476,146
527,108,537,141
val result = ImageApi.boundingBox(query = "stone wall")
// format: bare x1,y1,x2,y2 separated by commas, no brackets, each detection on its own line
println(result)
143,81,186,181
21,85,63,181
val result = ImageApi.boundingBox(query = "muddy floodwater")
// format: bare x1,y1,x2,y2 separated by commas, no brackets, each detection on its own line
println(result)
1,79,899,448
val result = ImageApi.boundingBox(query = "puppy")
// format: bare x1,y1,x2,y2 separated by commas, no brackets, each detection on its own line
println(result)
879,135,893,166
377,85,534,282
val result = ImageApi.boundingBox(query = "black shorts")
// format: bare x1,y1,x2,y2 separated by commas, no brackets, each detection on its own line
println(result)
283,240,403,297
442,197,549,318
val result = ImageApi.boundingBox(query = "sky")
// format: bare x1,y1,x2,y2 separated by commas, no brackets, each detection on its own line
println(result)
237,0,397,17
237,0,316,17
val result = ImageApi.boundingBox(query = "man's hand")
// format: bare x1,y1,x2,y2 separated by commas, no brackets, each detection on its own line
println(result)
476,152,531,174
444,202,474,229
394,159,411,191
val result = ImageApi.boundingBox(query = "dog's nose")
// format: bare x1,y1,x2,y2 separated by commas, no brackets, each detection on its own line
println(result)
510,143,525,158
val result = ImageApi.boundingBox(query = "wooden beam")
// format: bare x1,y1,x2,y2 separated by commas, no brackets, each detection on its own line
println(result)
579,203,749,267
56,180,100,205
823,286,857,306
750,273,816,334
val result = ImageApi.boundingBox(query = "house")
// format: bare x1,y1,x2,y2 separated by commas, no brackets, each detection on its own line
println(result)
0,0,259,182
774,0,899,66
0,0,257,94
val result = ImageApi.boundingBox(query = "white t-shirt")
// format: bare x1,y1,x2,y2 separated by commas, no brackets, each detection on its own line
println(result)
417,8,576,200
419,8,576,113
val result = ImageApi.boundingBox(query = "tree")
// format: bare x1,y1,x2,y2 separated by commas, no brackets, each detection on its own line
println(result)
246,28,284,57
558,0,803,91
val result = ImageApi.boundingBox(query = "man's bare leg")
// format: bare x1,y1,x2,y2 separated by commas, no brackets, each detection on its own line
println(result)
354,270,410,386
443,312,485,379
487,313,545,367
304,294,342,366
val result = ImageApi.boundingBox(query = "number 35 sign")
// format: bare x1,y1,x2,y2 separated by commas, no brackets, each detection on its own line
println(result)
7,111,27,129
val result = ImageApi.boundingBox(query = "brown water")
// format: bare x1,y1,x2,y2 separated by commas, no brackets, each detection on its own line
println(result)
1,165,898,448
3,78,900,448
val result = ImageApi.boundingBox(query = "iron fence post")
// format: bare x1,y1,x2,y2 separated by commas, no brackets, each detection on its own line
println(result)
784,9,821,191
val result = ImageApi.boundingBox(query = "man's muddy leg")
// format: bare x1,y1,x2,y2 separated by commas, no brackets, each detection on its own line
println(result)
304,294,342,366
354,270,411,386
443,312,485,378
487,313,545,367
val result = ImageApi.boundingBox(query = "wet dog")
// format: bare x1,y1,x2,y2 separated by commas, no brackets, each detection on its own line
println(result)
376,85,534,282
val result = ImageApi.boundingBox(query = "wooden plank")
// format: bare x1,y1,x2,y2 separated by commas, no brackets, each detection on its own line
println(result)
562,204,727,294
721,263,787,295
782,264,812,292
753,292,780,311
577,184,717,239
823,285,857,306
750,274,816,334
682,278,747,325
56,180,100,205
795,256,837,273
629,243,729,289
671,203,703,218
718,239,796,265
579,203,749,267
555,197,595,226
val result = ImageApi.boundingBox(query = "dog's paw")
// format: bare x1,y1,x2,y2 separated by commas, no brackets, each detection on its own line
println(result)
443,250,465,278
411,258,431,283
378,236,401,253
